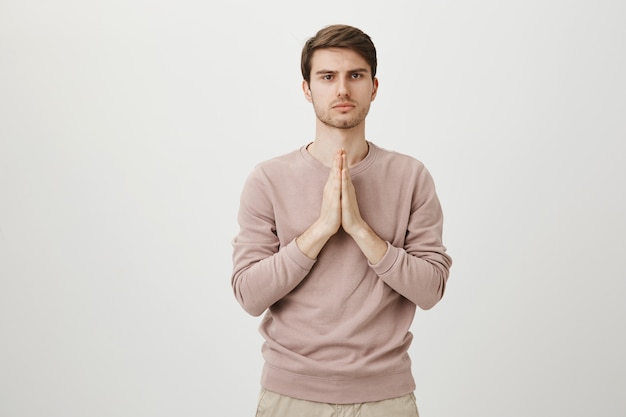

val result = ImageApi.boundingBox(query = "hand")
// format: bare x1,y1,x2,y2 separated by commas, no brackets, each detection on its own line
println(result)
340,149,387,264
295,150,342,259
296,148,386,264
339,150,365,236
317,150,343,237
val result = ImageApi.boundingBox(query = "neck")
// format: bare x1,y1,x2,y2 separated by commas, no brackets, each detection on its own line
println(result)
308,124,369,167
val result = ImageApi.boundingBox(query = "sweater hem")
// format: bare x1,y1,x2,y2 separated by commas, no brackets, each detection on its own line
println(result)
260,363,416,404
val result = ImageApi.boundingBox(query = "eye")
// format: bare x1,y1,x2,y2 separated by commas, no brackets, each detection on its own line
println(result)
351,73,363,79
323,74,333,80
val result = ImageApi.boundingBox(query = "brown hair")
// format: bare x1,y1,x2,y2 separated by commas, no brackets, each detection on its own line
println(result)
301,24,377,83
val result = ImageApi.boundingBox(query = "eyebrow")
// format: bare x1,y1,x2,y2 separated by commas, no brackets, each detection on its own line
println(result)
315,68,370,75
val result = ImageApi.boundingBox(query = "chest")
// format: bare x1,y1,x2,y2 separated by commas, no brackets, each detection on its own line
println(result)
271,174,413,247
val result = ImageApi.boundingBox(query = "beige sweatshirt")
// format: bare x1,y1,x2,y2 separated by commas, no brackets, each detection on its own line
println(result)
231,142,452,404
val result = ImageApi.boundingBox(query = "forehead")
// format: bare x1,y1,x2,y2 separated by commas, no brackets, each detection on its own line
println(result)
310,47,370,73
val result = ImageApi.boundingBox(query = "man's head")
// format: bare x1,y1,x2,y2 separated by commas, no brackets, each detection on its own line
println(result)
301,24,377,84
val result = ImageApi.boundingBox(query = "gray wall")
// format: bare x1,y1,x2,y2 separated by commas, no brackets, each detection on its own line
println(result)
1,1,624,416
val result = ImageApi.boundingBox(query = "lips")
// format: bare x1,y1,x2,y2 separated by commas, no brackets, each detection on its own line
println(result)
333,102,356,111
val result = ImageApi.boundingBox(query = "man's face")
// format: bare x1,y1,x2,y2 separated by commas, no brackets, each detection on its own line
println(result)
303,47,378,130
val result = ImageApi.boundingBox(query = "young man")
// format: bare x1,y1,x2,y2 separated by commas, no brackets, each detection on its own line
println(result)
231,24,452,416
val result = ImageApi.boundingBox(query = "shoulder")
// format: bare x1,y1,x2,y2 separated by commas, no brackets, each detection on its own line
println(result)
370,142,426,173
249,147,305,179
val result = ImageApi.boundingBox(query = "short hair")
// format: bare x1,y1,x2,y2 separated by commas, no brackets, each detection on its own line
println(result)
301,24,377,83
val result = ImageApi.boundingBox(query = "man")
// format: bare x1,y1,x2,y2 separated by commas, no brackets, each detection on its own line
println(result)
231,24,452,416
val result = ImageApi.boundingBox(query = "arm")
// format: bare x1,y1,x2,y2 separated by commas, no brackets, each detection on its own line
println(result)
339,152,388,264
231,170,315,316
342,157,451,310
231,153,344,316
370,166,452,310
295,151,343,259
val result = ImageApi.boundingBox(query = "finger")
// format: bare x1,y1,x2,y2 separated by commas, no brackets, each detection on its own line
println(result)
332,152,343,195
342,165,353,191
335,152,343,183
337,149,345,171
328,151,341,184
341,149,350,176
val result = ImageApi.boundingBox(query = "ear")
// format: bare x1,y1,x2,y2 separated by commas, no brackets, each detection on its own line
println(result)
371,77,379,101
302,80,313,103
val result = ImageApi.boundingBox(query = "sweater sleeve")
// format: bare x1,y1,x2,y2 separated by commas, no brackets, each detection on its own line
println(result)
231,167,316,316
370,165,452,310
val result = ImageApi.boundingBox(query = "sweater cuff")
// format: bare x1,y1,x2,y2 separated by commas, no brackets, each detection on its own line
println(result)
369,241,399,276
285,239,317,271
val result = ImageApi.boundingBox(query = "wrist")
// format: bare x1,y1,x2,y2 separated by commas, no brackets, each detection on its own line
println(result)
347,223,387,264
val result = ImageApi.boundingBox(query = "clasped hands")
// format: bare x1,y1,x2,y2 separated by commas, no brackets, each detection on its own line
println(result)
297,149,387,263
318,148,365,238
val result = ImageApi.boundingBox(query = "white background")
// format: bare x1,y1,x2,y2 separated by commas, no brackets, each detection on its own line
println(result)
1,1,625,416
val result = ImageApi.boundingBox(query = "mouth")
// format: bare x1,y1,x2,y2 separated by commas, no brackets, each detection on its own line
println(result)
333,102,356,111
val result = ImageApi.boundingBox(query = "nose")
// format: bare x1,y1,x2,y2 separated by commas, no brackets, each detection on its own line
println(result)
337,78,350,97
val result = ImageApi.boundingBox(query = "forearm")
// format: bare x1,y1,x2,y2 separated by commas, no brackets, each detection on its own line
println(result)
348,220,448,309
232,240,315,316
347,222,388,264
295,220,335,260
372,244,451,310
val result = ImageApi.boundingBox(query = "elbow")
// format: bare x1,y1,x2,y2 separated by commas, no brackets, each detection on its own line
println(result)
232,276,267,317
233,288,267,317
417,296,441,311
239,300,266,317
417,295,441,311
416,270,447,310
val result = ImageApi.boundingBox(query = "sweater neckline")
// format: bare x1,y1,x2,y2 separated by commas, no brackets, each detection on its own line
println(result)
299,141,377,175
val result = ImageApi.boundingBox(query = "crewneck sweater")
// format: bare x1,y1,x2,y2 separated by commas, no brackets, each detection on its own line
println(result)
231,142,452,404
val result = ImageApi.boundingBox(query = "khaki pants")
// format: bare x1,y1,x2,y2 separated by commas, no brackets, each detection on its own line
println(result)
255,389,420,417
